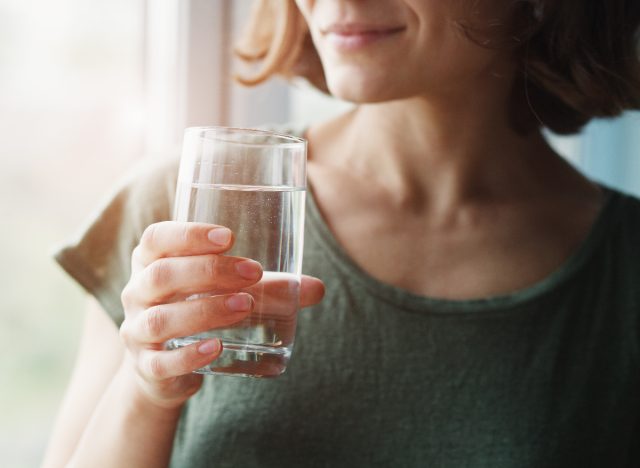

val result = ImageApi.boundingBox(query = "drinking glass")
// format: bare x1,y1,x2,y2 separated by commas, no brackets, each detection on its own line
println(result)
166,126,307,378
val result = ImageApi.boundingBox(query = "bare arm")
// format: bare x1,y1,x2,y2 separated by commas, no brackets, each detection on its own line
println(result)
41,298,125,467
42,222,325,468
41,300,205,468
67,338,184,468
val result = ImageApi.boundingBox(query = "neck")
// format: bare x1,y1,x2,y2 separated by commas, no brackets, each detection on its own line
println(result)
309,80,562,214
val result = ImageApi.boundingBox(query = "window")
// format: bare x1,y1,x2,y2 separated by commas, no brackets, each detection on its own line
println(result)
579,114,640,197
0,1,294,463
0,0,144,464
546,113,640,197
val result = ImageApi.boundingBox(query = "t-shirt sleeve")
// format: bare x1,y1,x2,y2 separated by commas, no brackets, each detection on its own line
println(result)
53,157,180,327
623,194,640,368
612,191,640,369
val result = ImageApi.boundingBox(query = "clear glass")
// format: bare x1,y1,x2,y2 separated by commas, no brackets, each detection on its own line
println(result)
166,127,307,378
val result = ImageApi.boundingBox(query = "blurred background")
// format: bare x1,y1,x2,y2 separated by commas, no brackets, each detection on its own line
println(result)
0,1,638,466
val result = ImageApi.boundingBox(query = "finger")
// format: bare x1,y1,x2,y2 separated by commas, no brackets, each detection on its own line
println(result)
301,275,325,308
126,294,253,344
238,273,324,317
136,221,235,266
210,356,286,378
126,254,263,306
138,339,223,381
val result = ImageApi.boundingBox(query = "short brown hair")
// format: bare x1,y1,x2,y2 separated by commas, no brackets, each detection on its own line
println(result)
234,0,640,135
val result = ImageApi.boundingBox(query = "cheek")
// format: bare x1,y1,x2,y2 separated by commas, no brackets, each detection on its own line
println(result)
395,2,506,89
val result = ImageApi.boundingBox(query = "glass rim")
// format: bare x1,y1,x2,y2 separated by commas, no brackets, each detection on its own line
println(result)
184,126,306,149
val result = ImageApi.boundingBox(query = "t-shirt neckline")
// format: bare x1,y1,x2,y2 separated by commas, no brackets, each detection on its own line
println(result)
305,180,620,314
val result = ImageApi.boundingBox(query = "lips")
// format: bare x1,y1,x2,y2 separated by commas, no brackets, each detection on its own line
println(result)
321,23,406,50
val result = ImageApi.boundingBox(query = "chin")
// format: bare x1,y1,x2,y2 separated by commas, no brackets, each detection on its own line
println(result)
325,71,407,104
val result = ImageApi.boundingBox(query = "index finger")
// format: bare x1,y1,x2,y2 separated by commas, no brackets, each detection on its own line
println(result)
135,221,234,267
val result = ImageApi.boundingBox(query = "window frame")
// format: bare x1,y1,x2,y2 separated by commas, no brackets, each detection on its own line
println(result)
143,0,291,157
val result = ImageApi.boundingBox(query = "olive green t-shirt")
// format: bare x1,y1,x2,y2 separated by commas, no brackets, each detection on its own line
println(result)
55,136,640,467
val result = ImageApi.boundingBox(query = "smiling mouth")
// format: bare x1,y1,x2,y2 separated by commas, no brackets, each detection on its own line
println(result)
321,24,406,50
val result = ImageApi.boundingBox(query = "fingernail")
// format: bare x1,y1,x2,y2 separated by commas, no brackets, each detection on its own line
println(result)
225,293,253,312
208,228,232,246
197,339,220,354
235,260,262,280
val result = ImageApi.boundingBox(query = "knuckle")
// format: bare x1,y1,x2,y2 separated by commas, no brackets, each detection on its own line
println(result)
120,284,134,308
203,298,230,329
131,246,144,266
147,259,171,289
178,223,192,245
194,299,212,323
177,348,196,373
203,255,218,282
140,223,160,250
180,222,213,247
144,306,166,341
118,320,131,344
147,354,166,380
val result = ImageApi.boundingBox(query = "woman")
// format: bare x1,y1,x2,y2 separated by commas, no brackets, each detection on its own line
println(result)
44,0,640,466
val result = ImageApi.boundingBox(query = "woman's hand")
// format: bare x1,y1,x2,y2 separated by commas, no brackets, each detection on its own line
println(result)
118,221,324,410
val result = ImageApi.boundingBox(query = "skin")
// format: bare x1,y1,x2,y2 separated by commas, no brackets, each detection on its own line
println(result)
42,224,324,467
297,0,603,298
43,0,604,466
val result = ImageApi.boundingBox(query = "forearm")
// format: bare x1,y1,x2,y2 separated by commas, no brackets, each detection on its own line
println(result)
67,361,182,468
